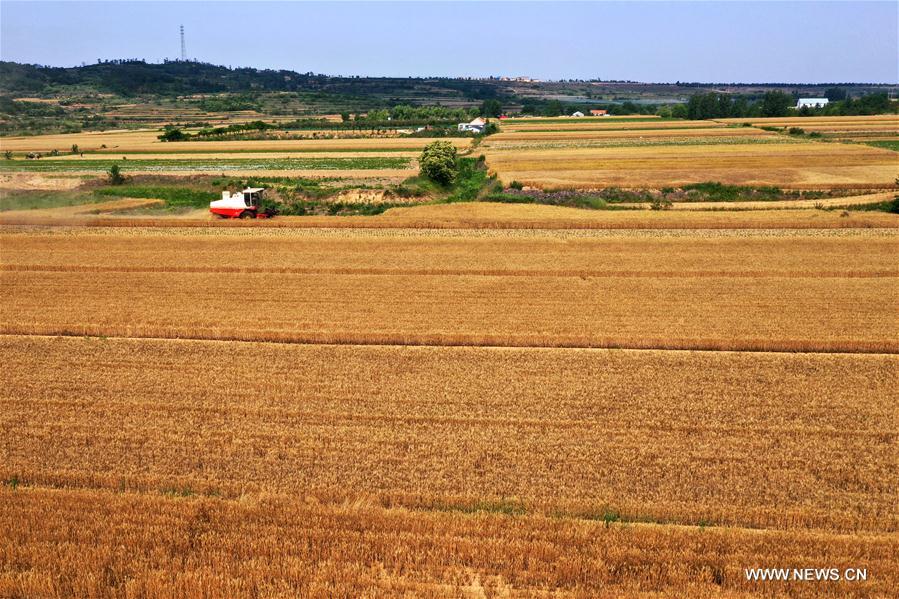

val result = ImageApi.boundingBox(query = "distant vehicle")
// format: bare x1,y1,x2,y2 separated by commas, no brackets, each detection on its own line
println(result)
209,187,274,219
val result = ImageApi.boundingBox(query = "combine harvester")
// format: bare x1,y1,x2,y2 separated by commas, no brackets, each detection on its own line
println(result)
209,187,274,219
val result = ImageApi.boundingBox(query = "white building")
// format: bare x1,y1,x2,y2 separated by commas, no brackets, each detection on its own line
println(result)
458,117,487,133
796,98,829,109
571,111,585,117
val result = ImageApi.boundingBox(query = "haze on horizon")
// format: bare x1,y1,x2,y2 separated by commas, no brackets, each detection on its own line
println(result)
1,1,897,84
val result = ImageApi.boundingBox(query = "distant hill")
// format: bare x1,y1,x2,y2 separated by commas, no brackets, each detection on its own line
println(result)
4,60,895,100
1,60,894,136
0,60,508,100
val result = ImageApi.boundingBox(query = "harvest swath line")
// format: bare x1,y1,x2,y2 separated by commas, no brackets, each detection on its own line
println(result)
1,215,897,230
3,330,895,355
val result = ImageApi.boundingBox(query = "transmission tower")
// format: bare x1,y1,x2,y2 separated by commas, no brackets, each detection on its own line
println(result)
180,25,186,61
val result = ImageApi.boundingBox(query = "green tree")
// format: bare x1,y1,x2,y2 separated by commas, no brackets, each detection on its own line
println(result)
340,112,350,122
3,151,12,160
760,91,793,117
543,100,565,117
71,144,79,154
670,104,688,119
824,87,848,102
158,128,188,142
480,98,502,118
107,163,125,185
418,141,458,186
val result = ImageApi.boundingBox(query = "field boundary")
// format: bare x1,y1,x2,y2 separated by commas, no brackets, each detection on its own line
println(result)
2,331,895,355
2,216,898,230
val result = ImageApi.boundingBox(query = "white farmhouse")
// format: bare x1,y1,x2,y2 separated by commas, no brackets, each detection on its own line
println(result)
796,98,829,109
571,111,585,117
458,117,487,133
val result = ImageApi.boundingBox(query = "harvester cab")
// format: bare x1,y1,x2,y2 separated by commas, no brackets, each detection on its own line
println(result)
209,187,273,219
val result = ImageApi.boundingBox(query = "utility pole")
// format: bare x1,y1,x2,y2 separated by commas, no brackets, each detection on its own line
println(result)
180,25,186,61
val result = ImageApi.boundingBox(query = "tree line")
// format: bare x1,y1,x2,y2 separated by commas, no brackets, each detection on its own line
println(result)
682,90,895,120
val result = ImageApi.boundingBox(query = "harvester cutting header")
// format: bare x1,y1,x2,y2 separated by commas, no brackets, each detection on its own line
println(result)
209,187,274,219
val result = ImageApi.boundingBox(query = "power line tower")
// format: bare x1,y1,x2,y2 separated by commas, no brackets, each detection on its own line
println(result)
180,25,186,61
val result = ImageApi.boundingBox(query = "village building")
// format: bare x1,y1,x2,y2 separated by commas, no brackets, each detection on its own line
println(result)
590,109,609,116
796,98,829,109
571,111,585,117
458,117,487,133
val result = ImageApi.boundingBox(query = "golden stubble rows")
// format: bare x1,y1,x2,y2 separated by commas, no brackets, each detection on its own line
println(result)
482,141,897,187
4,203,899,228
0,130,471,153
2,485,896,599
1,336,896,534
2,230,897,352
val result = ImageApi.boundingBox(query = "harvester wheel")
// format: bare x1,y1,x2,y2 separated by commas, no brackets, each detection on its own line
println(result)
239,211,253,219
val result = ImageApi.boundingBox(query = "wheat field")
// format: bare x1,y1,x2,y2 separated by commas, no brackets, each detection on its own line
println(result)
2,113,898,597
483,139,898,188
2,229,897,353
0,130,471,153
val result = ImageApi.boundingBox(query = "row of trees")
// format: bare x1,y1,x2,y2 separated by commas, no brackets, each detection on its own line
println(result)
341,104,481,122
519,99,659,117
683,91,895,120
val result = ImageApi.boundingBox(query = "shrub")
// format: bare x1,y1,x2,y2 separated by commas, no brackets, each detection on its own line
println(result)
419,141,458,186
509,180,524,190
158,128,189,142
788,127,805,135
650,196,673,210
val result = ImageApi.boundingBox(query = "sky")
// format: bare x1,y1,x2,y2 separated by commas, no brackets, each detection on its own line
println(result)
1,1,897,83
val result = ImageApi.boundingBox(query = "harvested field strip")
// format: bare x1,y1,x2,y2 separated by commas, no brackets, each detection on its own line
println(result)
485,136,799,150
1,207,897,229
5,231,895,273
86,147,427,154
49,151,423,160
4,264,897,279
616,191,899,211
489,128,768,141
2,271,896,353
0,133,472,153
499,122,729,132
0,157,412,172
716,115,899,126
4,487,896,598
1,336,896,535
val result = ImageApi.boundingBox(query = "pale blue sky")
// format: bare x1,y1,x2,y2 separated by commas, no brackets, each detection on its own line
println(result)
1,1,896,83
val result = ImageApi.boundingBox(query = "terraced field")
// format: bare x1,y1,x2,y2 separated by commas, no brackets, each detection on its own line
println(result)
483,116,898,188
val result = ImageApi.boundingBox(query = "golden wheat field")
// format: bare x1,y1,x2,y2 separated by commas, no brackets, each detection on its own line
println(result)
2,228,898,352
2,109,898,598
483,140,897,188
483,115,898,188
1,335,897,597
0,130,471,153
2,218,898,597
